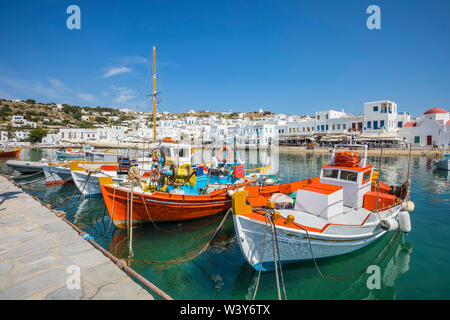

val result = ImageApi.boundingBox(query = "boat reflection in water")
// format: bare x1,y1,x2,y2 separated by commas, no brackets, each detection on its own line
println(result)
108,213,237,297
71,198,106,226
234,230,412,300
109,213,236,264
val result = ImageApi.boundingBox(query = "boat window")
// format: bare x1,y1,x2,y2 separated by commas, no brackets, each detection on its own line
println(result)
179,148,185,157
362,170,371,183
323,169,339,179
340,170,358,182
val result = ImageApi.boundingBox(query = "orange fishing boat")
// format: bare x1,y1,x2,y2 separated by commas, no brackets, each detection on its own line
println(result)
99,176,244,228
0,147,21,158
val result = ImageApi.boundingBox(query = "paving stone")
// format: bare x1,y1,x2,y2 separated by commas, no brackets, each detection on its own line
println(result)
82,263,127,287
0,230,41,244
0,216,24,226
92,278,153,300
0,277,8,290
0,268,66,300
59,239,92,256
68,250,109,269
55,228,80,242
0,238,54,259
12,263,54,282
45,285,83,300
16,250,54,264
41,220,69,233
0,261,13,274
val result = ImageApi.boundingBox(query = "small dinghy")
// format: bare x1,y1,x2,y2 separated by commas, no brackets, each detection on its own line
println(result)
54,147,88,160
6,160,46,174
232,144,414,271
434,153,450,171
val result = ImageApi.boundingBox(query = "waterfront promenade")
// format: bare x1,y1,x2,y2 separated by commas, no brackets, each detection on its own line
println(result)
0,175,154,300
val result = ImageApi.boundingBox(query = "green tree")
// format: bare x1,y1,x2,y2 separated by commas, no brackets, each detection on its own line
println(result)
95,116,107,123
28,128,48,143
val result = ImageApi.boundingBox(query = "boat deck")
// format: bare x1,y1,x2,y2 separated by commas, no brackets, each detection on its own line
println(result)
278,205,370,230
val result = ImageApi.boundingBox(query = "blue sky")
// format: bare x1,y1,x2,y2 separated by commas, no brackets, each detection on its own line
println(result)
0,0,449,117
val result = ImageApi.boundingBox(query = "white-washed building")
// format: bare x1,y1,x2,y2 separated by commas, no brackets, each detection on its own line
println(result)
399,107,449,147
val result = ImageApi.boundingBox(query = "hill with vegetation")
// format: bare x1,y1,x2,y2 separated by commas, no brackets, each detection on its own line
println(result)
0,98,135,131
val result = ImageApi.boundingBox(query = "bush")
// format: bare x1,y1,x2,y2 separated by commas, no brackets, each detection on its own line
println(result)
28,128,48,143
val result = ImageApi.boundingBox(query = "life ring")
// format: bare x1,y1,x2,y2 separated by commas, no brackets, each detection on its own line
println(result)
218,145,232,162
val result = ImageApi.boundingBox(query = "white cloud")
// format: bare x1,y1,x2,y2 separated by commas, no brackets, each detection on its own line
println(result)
101,67,132,78
99,55,148,79
111,86,136,104
0,75,96,104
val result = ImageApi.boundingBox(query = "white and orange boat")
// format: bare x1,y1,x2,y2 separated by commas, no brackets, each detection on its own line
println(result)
232,144,414,271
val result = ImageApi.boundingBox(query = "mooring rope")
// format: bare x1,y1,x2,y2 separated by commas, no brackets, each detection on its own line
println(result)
269,213,282,300
20,175,73,190
123,208,232,265
12,170,44,179
271,214,288,300
252,213,269,300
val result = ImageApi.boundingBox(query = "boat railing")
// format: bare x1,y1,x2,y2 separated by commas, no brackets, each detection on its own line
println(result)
331,144,368,168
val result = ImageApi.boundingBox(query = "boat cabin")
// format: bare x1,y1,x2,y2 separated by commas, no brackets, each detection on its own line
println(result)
294,145,374,219
158,142,192,166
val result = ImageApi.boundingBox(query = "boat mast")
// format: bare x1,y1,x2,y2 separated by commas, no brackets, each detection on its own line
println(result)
152,45,157,141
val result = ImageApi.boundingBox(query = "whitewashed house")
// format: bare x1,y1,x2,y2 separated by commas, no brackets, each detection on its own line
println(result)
399,107,449,147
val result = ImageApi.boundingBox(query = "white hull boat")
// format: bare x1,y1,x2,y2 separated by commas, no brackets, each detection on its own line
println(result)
6,160,45,174
71,169,124,197
43,164,73,185
55,150,85,159
232,144,414,271
85,151,124,163
70,161,153,197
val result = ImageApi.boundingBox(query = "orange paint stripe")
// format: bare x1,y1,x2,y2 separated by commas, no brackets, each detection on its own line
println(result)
243,202,399,233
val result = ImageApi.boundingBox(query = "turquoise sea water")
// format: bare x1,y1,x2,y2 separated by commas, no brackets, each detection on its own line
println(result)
1,148,449,300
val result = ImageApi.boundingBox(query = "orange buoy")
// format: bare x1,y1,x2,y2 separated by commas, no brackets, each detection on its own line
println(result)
218,145,232,162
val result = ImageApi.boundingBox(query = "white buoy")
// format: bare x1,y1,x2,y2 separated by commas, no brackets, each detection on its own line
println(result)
398,210,411,233
380,218,399,231
402,201,415,212
227,190,235,197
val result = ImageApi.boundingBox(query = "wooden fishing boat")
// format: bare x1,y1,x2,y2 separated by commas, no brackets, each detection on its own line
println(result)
70,159,154,198
232,144,415,271
42,163,74,185
0,147,21,158
99,176,242,228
